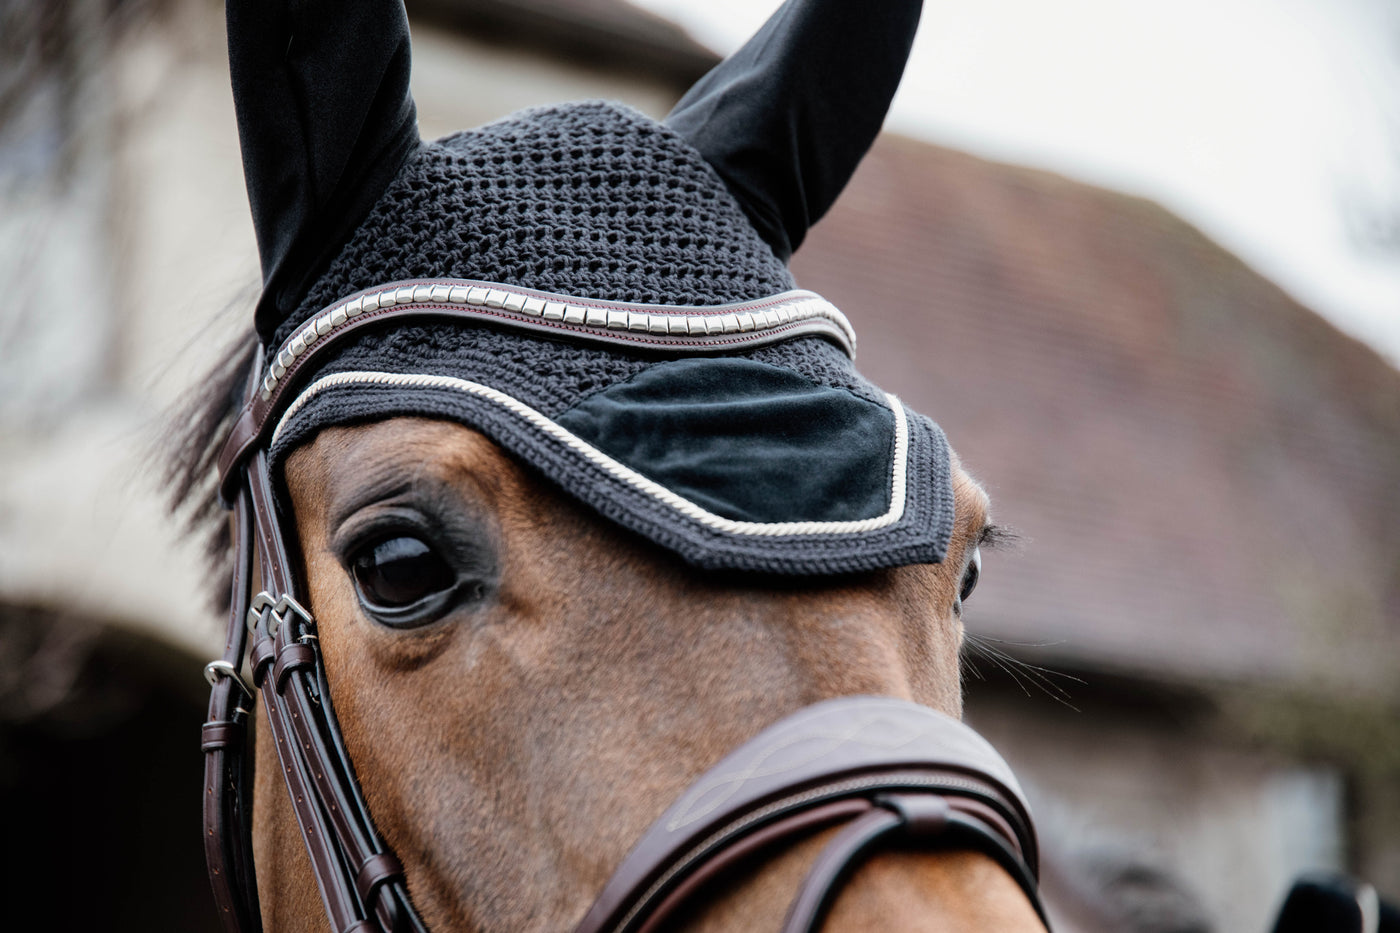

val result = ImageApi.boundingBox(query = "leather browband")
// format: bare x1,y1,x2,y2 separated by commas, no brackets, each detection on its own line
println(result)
214,279,855,504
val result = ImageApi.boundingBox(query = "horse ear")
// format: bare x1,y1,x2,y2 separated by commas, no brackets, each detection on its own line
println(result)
227,0,420,344
664,0,921,262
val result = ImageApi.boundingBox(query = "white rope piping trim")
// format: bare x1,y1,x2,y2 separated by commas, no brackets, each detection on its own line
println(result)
271,371,909,538
262,284,858,400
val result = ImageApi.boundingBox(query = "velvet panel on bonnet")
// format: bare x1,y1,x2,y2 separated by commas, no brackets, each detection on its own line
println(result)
234,0,952,575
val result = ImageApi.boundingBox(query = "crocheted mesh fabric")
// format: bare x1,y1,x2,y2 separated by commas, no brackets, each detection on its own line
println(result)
267,100,956,573
274,102,793,348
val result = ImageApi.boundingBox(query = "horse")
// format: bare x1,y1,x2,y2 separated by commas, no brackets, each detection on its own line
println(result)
177,0,1053,930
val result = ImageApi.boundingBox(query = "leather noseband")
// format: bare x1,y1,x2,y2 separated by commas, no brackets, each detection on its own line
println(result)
576,696,1048,933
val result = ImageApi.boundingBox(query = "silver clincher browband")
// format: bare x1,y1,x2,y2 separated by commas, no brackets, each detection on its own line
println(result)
215,278,856,503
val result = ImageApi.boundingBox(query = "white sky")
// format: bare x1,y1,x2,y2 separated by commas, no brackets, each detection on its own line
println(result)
634,0,1400,366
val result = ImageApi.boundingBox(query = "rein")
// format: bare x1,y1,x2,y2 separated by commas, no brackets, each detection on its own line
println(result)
200,281,1052,933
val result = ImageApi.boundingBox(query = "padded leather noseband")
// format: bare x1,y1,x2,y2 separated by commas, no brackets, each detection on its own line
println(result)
575,696,1047,933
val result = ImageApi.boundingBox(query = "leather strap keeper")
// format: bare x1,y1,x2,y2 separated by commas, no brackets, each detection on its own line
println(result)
250,636,276,687
202,721,244,752
274,643,318,693
355,853,405,905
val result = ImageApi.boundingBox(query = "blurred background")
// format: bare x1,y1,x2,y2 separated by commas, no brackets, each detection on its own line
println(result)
1,0,1396,929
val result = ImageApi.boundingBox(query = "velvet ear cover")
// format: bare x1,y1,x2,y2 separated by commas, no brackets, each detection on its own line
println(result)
666,0,921,261
227,0,419,345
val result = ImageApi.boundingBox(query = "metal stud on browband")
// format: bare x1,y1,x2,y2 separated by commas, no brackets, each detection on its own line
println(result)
257,280,857,401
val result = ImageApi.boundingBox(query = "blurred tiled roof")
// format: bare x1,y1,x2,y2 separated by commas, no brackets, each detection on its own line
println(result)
793,136,1400,698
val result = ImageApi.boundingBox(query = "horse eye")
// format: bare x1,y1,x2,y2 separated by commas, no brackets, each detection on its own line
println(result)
351,536,456,609
959,546,982,604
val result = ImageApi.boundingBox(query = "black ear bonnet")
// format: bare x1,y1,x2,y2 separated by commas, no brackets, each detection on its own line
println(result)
234,0,954,575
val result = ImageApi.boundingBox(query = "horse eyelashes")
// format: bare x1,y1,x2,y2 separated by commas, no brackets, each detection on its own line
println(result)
959,547,982,604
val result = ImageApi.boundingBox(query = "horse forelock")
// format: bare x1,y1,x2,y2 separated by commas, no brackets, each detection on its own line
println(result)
161,326,259,612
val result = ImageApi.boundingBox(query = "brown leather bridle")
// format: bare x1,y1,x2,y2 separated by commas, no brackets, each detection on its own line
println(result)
201,281,1052,933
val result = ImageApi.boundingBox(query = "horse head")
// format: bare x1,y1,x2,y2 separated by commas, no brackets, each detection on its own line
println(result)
183,1,1051,930
268,420,1016,931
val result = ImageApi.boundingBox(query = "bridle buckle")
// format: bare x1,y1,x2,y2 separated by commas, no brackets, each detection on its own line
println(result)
247,591,315,639
203,658,254,704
